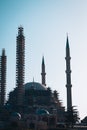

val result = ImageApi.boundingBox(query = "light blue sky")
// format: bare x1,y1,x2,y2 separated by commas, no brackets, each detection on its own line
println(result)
0,0,87,119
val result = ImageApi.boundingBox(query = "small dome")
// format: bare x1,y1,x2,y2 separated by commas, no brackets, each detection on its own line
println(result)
36,109,49,115
11,112,21,121
25,82,47,91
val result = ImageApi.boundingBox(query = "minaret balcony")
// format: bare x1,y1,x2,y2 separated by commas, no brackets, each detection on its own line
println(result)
65,57,71,60
66,84,72,88
65,70,71,73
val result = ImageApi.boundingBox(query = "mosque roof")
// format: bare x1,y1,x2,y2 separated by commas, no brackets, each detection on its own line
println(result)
36,109,49,115
24,82,47,91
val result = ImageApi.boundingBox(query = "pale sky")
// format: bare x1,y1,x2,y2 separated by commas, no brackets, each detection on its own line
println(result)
0,0,87,120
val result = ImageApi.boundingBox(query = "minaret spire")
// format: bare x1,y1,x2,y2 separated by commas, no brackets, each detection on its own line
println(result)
65,36,72,111
0,49,7,106
41,56,46,86
16,26,25,105
66,35,70,57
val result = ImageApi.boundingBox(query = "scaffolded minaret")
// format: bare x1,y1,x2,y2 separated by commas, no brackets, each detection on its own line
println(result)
16,27,25,106
65,36,72,111
41,56,46,86
0,49,6,106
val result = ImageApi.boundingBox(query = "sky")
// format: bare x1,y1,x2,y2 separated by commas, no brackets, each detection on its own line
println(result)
0,0,87,120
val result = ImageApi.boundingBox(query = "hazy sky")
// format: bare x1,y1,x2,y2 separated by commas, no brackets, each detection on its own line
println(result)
0,0,87,120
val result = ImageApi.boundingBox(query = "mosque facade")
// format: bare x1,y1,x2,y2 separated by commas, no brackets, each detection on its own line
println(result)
0,27,73,130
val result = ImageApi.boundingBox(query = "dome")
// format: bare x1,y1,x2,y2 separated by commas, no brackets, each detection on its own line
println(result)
10,112,21,121
25,82,47,91
36,109,49,115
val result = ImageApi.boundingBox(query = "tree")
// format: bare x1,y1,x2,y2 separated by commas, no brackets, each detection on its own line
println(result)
65,106,80,128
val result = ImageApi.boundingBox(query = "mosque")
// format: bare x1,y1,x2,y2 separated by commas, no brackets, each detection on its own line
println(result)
0,27,73,129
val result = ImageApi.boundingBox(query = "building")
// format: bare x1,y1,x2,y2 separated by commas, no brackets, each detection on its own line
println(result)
0,49,6,106
0,27,73,130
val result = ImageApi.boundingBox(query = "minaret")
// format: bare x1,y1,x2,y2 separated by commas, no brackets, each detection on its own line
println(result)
65,36,72,111
16,26,25,105
0,49,6,106
41,56,46,86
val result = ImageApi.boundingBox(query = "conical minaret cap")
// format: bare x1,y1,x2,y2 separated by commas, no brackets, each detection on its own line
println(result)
66,35,70,57
2,48,5,56
42,56,45,65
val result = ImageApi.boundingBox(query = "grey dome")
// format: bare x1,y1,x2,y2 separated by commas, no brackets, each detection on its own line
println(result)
11,112,21,121
25,82,47,90
36,109,49,115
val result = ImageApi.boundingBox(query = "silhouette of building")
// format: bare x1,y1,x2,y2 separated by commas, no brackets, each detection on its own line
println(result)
0,27,74,129
41,56,46,86
65,36,72,111
16,27,25,106
0,49,6,106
